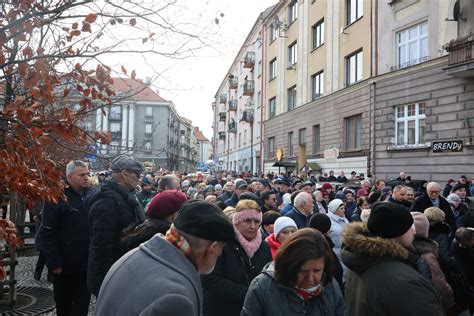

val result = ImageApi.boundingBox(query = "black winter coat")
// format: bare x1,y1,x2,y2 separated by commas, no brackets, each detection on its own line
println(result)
201,238,272,316
224,193,240,207
411,194,456,238
428,222,453,272
40,186,90,274
86,180,144,296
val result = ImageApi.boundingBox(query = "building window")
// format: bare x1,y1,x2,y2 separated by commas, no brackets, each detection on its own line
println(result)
311,71,324,100
85,121,93,131
244,130,247,145
110,106,121,119
288,41,297,67
268,137,275,159
145,123,152,134
110,122,121,132
397,21,428,68
145,106,152,117
312,19,324,49
312,125,320,154
288,132,294,156
288,1,297,24
287,86,296,111
269,97,276,119
269,24,277,43
346,0,363,26
238,133,242,147
395,103,426,145
299,128,306,145
144,142,152,152
109,140,120,154
257,60,262,77
269,58,277,80
345,49,363,85
257,91,261,108
345,114,362,150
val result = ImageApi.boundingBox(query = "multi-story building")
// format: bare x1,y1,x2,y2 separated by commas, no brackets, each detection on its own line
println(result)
87,78,183,170
263,0,373,174
371,0,474,182
178,116,198,172
213,0,474,181
195,127,211,166
211,5,276,174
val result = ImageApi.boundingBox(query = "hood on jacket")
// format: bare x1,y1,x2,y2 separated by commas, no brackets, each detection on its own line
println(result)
341,222,409,275
428,221,451,236
413,237,438,257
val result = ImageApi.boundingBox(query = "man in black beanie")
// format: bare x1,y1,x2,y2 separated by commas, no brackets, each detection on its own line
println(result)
341,202,444,315
95,200,235,315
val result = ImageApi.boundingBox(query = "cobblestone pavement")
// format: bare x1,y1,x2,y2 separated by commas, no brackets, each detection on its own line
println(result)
12,255,96,315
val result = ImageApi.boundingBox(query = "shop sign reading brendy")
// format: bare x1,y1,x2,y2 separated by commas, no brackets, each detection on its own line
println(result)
432,140,463,153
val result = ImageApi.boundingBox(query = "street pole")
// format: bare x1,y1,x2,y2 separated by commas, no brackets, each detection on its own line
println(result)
250,121,253,174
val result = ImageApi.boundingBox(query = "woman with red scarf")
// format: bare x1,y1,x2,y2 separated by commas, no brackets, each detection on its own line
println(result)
241,228,345,315
265,216,297,259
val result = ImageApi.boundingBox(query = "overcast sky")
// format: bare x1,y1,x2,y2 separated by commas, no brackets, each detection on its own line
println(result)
133,0,278,140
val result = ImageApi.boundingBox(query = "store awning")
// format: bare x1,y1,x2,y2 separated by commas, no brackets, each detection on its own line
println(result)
272,161,296,168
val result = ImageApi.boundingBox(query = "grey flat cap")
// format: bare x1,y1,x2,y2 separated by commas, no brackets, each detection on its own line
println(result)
110,155,144,173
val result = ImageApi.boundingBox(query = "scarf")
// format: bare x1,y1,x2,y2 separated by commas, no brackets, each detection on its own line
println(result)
234,228,262,259
293,285,322,300
165,226,198,269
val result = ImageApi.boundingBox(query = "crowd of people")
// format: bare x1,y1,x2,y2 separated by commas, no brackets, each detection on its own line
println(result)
32,155,474,315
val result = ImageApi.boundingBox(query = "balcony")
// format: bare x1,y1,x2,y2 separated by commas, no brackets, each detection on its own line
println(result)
218,112,226,122
243,80,254,96
228,76,238,89
240,109,254,123
228,99,238,111
218,131,226,140
444,35,474,78
243,52,256,68
219,93,227,103
228,120,237,133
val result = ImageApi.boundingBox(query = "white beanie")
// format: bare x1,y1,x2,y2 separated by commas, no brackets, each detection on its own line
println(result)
328,199,344,214
274,216,297,237
214,184,222,190
447,193,461,205
182,180,190,187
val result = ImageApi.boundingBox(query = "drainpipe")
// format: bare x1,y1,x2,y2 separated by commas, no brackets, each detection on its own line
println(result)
260,23,266,174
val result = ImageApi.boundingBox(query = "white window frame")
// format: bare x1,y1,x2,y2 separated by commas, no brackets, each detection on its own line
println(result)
312,19,324,49
110,105,121,119
311,71,324,100
144,141,152,152
395,103,426,145
347,0,363,25
288,132,294,156
269,25,277,43
109,140,120,154
287,86,296,111
396,21,428,68
110,122,121,132
145,106,153,117
288,1,298,24
269,97,276,118
85,121,93,131
269,58,277,80
346,49,363,85
145,123,152,134
288,41,297,67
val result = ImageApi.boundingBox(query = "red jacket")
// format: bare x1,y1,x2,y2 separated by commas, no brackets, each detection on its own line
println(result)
265,233,281,259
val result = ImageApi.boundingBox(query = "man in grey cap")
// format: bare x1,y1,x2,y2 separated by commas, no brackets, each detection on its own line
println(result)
95,200,235,315
85,155,145,296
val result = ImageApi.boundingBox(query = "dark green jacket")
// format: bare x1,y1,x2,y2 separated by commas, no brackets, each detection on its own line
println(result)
241,263,345,316
341,222,444,316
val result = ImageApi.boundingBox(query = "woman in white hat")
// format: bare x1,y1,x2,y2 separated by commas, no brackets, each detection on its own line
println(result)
265,216,298,259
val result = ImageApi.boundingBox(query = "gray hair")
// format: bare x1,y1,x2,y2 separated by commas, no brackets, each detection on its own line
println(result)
393,185,406,193
66,160,88,177
294,192,312,208
158,175,180,191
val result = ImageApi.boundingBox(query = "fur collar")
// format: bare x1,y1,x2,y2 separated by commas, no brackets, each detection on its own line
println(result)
343,222,409,260
413,237,438,257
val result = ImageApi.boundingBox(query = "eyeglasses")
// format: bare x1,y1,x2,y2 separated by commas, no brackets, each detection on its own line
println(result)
242,218,261,225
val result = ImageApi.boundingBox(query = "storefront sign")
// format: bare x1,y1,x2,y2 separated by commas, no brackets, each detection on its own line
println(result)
432,140,463,153
324,148,339,160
